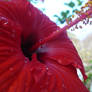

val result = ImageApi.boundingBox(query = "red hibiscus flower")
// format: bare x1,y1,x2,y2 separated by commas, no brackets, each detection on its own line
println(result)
0,0,89,92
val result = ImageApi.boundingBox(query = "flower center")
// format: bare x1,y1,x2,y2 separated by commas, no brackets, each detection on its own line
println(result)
21,43,32,61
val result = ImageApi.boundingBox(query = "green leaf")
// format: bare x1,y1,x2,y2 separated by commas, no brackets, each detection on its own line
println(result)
89,60,92,63
77,0,83,6
64,1,75,8
72,9,79,13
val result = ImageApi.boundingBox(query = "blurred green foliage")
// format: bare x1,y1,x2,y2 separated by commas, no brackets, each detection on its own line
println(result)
85,73,92,84
30,0,83,24
89,60,92,63
84,72,92,91
54,0,83,24
64,1,75,8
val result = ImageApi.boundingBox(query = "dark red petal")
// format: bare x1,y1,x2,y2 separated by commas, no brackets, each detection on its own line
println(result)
0,0,89,92
31,4,87,80
37,30,87,79
26,1,88,91
0,16,25,92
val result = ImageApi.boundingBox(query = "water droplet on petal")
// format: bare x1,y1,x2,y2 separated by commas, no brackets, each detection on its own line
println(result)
25,60,28,63
4,21,8,25
46,67,49,71
9,67,13,71
56,30,59,32
62,84,65,88
0,16,6,20
24,57,28,63
58,59,62,64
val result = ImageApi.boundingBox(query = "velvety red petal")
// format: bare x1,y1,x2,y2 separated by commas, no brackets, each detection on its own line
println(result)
29,3,87,80
0,13,24,91
0,0,89,92
27,1,89,91
37,30,87,79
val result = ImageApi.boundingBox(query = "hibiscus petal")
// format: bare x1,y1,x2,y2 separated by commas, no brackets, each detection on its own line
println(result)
0,0,89,92
37,29,87,79
32,5,87,80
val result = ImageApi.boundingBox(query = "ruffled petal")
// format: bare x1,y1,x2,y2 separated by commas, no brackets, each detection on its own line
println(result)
37,30,87,80
0,0,89,92
0,14,25,91
30,3,87,80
